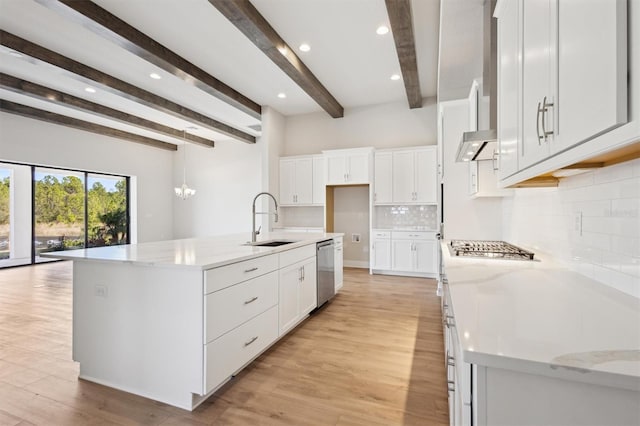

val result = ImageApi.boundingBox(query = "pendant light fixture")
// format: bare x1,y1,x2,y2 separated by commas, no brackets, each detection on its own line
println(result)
174,128,196,200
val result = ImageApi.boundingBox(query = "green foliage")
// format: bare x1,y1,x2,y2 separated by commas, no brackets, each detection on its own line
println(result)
34,174,128,247
0,177,9,225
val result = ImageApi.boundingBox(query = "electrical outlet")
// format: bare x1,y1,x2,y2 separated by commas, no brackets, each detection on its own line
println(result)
574,211,583,236
352,233,360,243
95,284,108,298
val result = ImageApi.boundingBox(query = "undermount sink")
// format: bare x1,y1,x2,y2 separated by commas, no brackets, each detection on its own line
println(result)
244,240,299,247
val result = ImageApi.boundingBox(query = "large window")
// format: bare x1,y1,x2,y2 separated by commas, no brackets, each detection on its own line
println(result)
0,161,129,268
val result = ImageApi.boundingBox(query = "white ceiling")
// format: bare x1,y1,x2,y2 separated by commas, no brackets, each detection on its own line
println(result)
0,0,441,145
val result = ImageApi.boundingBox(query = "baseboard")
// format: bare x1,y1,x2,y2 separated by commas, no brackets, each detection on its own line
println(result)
343,260,369,268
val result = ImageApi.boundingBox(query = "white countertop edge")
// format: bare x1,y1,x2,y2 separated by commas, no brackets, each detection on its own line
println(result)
40,232,343,270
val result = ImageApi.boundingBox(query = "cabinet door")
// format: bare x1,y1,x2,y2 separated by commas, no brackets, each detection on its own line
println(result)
391,240,414,271
279,262,301,335
392,151,415,203
554,0,627,153
295,158,313,204
299,257,317,317
414,240,436,274
521,0,555,169
374,152,393,204
334,243,343,291
312,156,325,205
279,160,296,205
415,149,437,203
326,156,346,185
371,239,391,270
497,0,520,179
347,153,370,184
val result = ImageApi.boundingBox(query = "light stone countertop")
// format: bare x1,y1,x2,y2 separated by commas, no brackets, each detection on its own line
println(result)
41,232,342,270
441,241,640,391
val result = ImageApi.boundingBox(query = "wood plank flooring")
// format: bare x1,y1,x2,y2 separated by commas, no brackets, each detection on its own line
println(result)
0,262,448,426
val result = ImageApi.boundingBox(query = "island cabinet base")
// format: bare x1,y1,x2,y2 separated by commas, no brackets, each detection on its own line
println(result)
72,261,205,410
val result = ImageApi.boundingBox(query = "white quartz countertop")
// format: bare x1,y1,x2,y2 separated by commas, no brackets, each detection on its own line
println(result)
441,241,640,391
41,232,342,270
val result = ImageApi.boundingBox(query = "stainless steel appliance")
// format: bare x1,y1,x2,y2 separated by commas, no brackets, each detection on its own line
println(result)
316,239,335,307
449,240,535,260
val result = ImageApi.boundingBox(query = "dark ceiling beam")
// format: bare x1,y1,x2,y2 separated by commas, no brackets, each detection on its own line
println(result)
385,0,422,108
0,73,215,148
0,30,256,144
0,99,177,151
34,0,262,121
208,0,344,118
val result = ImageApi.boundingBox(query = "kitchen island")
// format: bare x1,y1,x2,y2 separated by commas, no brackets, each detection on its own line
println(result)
42,232,342,411
440,241,640,425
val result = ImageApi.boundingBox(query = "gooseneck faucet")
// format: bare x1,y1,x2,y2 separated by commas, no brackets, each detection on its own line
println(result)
252,192,279,242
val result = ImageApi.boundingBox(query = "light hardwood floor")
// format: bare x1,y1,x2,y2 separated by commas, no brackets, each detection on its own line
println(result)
0,262,448,426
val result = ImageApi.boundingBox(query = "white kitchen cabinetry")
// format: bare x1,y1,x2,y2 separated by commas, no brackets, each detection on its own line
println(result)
334,236,344,292
312,155,326,204
371,230,391,270
390,231,437,274
278,246,317,335
392,148,437,204
324,148,373,185
279,157,313,205
374,152,393,204
496,0,628,179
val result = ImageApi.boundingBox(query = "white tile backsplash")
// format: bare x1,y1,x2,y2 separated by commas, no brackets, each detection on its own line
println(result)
374,205,438,230
503,158,640,299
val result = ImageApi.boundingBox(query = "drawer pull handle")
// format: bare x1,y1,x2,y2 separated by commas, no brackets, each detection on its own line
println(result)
244,267,259,273
244,296,259,305
244,336,258,347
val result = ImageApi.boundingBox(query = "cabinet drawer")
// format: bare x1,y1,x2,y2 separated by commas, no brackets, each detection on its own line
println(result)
205,271,278,343
279,244,316,268
372,230,391,239
391,231,435,240
204,254,278,294
204,305,278,394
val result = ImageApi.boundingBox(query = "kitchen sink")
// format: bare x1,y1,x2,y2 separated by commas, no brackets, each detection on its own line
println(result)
244,240,299,247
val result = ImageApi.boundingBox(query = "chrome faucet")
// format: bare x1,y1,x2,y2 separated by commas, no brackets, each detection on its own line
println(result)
251,192,279,242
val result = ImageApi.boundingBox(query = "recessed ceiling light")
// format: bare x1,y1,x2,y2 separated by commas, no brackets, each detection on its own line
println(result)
84,87,96,93
277,93,287,99
467,151,474,155
149,73,162,80
390,74,401,81
299,43,310,52
376,25,389,35
471,142,480,147
463,158,470,162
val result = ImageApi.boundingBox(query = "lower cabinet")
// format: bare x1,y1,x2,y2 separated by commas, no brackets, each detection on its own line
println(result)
204,306,278,394
334,236,344,291
279,255,317,335
371,230,437,276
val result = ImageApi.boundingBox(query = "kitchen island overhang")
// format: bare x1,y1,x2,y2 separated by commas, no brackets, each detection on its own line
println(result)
42,232,343,411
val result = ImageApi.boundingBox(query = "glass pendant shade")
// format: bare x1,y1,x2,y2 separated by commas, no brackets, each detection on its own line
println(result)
175,129,196,200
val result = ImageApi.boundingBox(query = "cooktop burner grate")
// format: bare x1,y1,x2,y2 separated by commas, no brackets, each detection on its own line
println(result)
449,240,535,260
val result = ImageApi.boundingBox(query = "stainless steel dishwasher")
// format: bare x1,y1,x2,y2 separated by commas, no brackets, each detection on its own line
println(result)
316,239,335,308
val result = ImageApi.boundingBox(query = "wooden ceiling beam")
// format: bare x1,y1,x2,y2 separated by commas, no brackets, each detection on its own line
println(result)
0,73,215,148
35,0,262,121
385,0,423,108
208,0,344,118
0,99,177,151
0,30,256,144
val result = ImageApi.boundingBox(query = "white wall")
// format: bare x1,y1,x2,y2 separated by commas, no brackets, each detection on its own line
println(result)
0,112,174,243
440,100,504,240
283,98,438,156
503,159,640,298
172,138,262,239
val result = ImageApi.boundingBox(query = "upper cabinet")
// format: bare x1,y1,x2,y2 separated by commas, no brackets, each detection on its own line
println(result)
495,0,632,185
392,147,437,204
312,155,325,204
323,148,373,185
374,152,393,204
279,156,318,206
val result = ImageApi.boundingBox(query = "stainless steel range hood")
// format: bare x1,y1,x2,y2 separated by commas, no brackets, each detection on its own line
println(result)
455,0,498,163
455,129,497,162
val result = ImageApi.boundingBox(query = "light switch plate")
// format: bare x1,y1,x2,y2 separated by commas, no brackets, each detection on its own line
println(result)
352,233,360,243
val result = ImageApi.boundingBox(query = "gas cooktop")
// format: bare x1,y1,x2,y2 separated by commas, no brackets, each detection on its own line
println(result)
449,240,535,260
